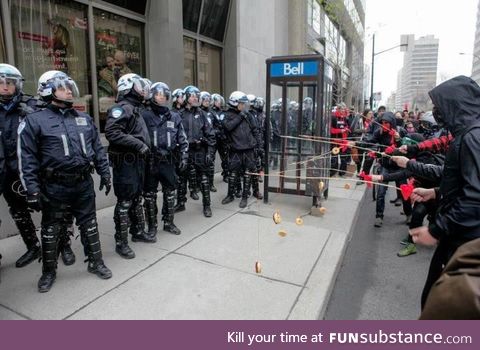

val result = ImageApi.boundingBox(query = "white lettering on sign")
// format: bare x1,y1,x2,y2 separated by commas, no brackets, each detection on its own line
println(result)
283,62,304,75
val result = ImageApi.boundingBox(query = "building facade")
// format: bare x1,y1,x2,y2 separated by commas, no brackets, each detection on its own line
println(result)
0,0,365,235
471,0,480,84
396,34,439,112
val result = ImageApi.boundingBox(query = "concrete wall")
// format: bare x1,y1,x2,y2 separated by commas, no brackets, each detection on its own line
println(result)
225,0,289,99
147,0,185,90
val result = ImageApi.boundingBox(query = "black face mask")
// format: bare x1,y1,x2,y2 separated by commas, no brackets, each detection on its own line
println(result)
432,106,446,128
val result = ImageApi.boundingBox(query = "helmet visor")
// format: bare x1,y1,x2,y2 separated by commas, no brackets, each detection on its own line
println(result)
152,86,171,106
133,78,151,99
0,76,23,102
52,76,80,102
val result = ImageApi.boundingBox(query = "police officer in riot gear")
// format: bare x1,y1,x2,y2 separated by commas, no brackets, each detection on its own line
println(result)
176,85,216,217
105,73,154,260
246,94,264,200
200,91,218,192
172,88,185,112
19,71,112,292
222,91,261,208
0,64,42,268
142,82,188,236
211,93,229,183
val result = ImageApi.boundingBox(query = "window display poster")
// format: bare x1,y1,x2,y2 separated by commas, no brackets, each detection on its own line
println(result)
11,0,90,102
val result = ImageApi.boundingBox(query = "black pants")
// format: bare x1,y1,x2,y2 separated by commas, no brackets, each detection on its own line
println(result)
177,148,210,206
144,161,177,218
112,155,145,201
3,170,39,249
421,236,470,309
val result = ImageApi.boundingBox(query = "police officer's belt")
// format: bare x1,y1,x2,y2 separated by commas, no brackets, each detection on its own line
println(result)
43,166,93,184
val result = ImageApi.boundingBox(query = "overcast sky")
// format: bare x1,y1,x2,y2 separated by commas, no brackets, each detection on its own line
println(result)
364,0,478,103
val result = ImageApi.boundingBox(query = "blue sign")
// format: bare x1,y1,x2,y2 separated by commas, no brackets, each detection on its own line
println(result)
270,60,318,78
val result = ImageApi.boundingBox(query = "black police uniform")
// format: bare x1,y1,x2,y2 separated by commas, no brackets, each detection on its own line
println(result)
270,107,282,169
211,106,229,182
0,95,43,267
177,105,216,217
142,104,188,236
222,107,261,207
249,108,265,199
200,104,219,191
105,96,154,259
19,104,112,290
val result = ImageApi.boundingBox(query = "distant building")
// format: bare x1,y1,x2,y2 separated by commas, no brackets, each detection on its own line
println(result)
471,0,480,84
397,35,439,112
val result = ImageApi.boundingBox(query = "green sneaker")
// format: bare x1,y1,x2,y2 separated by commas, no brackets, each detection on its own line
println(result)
397,243,417,257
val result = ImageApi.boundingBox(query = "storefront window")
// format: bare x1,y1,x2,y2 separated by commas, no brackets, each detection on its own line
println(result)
11,0,91,114
0,17,6,62
198,41,221,93
183,0,202,32
101,0,147,15
184,36,196,86
199,0,230,42
93,8,145,131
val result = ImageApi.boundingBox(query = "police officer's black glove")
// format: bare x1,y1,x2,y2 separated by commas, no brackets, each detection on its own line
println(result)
139,144,150,156
27,193,48,212
179,155,188,173
99,176,112,196
205,153,214,166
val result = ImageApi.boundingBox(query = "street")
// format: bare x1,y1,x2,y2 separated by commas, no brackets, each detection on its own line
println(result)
324,187,435,320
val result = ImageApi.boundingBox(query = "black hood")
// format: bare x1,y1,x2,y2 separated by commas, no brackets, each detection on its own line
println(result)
428,75,480,136
379,111,396,128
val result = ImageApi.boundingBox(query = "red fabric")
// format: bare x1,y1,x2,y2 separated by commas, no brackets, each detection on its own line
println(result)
400,183,414,201
367,151,377,159
358,171,373,188
384,146,395,155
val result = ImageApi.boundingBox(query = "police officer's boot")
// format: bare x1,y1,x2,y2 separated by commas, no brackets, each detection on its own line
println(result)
143,191,158,238
200,174,212,217
38,224,59,293
163,189,181,235
252,175,263,200
12,210,41,268
239,174,252,208
209,164,217,192
58,219,76,266
175,173,188,213
235,174,242,198
130,197,157,243
80,219,112,280
221,172,236,204
188,165,199,200
114,200,135,259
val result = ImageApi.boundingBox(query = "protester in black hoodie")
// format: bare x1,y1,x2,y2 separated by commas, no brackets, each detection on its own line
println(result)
354,111,407,227
406,75,480,309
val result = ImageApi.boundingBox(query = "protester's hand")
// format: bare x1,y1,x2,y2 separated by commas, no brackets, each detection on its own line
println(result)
411,188,436,204
391,155,410,168
409,226,438,246
99,176,112,196
371,174,383,182
398,145,408,154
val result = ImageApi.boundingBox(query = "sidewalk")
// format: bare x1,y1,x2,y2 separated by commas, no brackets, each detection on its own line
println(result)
0,176,365,320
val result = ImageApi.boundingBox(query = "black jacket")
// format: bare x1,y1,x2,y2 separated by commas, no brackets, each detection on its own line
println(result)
428,75,480,240
19,104,110,195
0,95,44,173
180,106,215,153
223,107,261,151
142,105,188,157
105,97,150,154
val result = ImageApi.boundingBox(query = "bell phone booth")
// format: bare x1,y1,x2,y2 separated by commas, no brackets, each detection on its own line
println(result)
264,54,334,208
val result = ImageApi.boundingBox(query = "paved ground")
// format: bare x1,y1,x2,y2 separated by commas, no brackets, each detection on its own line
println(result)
324,187,435,320
0,176,365,320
